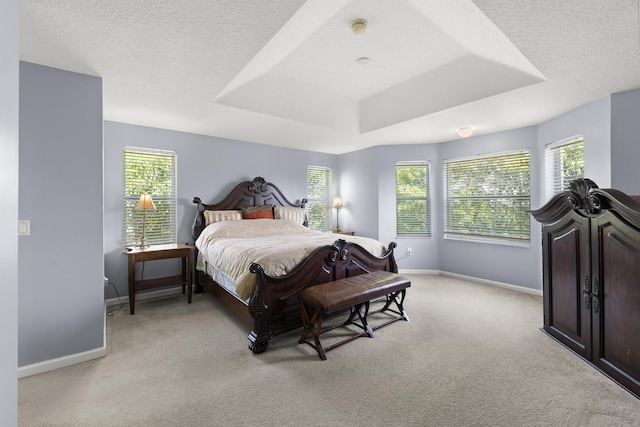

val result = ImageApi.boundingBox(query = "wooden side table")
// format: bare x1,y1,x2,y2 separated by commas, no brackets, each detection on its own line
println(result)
124,243,195,314
333,231,355,236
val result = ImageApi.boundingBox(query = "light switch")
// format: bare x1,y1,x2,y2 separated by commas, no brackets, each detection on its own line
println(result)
18,220,30,236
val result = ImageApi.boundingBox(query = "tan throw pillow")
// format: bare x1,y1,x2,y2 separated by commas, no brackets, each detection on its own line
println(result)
273,206,306,225
203,210,242,226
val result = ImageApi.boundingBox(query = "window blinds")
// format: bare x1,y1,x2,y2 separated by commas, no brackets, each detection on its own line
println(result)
122,148,177,247
396,161,430,237
307,165,332,231
545,137,584,199
443,150,530,242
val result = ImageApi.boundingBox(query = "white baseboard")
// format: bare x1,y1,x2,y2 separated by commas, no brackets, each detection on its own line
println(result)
398,269,440,275
105,286,183,307
18,346,106,379
440,271,543,296
19,307,108,379
18,287,182,378
19,303,111,379
396,269,542,296
19,289,185,379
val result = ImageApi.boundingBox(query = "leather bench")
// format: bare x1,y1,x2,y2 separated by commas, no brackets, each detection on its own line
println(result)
298,271,411,360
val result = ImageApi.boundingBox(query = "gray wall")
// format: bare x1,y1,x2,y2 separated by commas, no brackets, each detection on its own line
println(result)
103,121,339,298
18,62,104,367
611,88,640,194
0,0,19,423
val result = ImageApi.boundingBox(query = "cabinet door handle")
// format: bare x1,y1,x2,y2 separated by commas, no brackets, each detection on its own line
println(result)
592,278,600,314
583,275,591,310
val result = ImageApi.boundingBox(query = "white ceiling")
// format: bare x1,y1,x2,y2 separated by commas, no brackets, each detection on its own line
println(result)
19,0,640,154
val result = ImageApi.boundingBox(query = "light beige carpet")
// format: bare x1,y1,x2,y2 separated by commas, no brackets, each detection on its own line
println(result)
19,274,640,426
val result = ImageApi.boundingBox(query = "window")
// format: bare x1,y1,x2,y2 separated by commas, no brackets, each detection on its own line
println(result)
122,148,177,247
443,150,530,244
396,161,431,237
545,136,584,199
307,166,332,231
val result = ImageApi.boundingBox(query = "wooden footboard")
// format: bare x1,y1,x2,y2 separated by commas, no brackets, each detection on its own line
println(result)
246,239,397,354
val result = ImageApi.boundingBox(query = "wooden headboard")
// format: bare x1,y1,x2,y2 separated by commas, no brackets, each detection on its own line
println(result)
192,176,308,241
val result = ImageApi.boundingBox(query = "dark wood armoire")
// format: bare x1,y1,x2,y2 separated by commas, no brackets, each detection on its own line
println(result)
530,178,640,398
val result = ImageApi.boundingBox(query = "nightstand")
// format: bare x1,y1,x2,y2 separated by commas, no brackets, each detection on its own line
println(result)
124,243,195,314
333,231,355,236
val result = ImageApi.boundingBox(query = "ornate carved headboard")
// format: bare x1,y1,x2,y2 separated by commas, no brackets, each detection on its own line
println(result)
192,177,308,241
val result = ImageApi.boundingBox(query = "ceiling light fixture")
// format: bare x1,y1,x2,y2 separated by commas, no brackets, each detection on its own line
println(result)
356,57,371,65
458,127,473,138
351,19,367,35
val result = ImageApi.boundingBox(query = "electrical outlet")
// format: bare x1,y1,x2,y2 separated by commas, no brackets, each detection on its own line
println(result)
407,247,412,254
104,277,109,288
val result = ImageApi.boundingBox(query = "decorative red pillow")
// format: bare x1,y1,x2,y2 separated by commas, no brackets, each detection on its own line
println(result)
242,209,274,220
241,205,274,219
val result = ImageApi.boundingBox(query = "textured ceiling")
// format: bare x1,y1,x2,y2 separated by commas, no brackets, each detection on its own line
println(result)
19,0,640,154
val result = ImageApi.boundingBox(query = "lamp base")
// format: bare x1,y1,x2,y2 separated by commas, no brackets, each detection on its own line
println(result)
334,225,341,233
137,235,149,249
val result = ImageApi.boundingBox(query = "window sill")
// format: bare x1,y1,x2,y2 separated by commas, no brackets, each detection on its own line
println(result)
444,233,531,248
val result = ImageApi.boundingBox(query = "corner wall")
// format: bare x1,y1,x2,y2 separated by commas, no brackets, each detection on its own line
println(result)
338,148,380,238
18,62,104,369
340,144,441,271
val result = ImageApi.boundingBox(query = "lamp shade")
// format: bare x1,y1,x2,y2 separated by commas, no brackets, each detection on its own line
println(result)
333,196,343,208
136,194,156,210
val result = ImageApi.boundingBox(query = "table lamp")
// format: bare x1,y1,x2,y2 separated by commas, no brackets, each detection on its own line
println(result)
136,193,156,248
333,195,343,233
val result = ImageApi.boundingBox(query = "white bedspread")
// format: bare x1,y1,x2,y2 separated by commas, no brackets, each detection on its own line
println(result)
195,219,385,301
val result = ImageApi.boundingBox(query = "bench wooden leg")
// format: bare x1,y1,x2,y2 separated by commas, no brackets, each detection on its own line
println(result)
393,289,410,321
298,302,327,360
300,301,379,360
371,289,410,322
347,302,374,338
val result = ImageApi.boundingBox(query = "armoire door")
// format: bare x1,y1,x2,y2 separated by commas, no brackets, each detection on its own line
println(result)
591,212,640,396
542,211,591,358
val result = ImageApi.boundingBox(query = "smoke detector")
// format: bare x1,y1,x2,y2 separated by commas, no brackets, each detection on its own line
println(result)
351,19,367,35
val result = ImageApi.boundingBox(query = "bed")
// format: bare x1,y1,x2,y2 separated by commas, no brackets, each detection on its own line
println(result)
192,177,398,354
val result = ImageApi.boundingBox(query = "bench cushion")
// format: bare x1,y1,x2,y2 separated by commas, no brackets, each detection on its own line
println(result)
299,271,410,313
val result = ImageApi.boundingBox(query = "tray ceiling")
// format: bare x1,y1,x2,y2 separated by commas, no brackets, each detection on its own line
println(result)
19,0,640,154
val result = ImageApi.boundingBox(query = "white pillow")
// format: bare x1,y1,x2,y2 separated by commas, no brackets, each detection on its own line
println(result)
203,210,242,226
273,206,306,225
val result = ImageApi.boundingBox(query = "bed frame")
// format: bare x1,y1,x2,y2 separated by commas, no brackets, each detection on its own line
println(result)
192,177,398,354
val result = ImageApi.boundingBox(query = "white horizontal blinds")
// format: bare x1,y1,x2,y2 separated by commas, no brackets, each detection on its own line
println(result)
122,148,177,246
545,137,584,199
396,161,431,237
307,166,332,231
443,150,531,241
